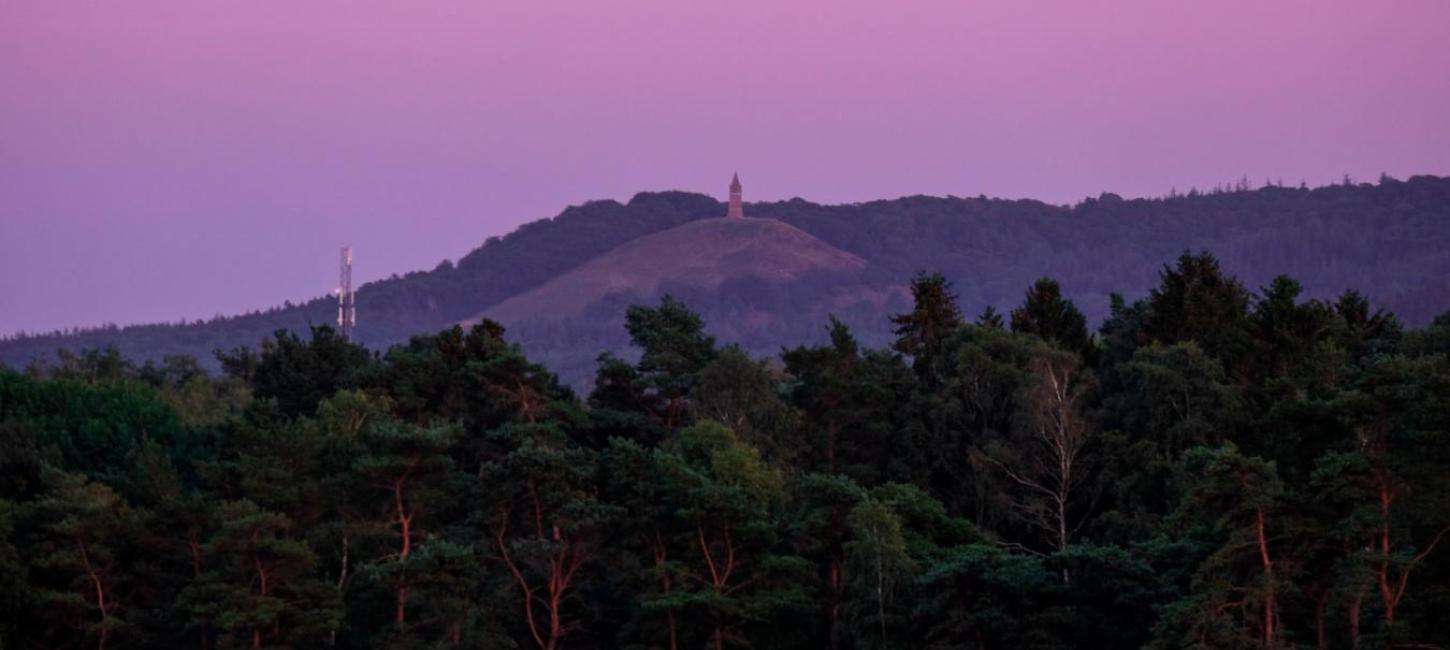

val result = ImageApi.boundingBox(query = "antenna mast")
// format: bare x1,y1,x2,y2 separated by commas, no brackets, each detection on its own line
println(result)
337,247,356,340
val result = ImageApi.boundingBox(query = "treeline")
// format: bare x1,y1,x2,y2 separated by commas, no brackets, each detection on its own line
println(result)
5,175,1450,381
1,252,1448,649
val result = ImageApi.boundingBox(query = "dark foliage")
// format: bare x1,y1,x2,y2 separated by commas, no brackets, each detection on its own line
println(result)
2,252,1450,647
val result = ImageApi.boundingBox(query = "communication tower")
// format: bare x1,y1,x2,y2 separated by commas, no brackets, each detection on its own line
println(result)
337,247,356,340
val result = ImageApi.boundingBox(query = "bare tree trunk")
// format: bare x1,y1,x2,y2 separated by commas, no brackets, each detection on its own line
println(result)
1256,507,1276,648
976,351,1092,557
651,530,679,650
187,531,210,650
330,532,349,647
78,540,112,650
1314,591,1327,650
1348,586,1364,650
876,546,888,646
394,476,414,629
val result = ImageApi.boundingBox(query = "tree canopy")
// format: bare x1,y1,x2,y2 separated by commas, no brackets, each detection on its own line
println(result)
2,255,1449,649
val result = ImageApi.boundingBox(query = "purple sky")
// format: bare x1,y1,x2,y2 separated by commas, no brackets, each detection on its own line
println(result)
3,1,1449,336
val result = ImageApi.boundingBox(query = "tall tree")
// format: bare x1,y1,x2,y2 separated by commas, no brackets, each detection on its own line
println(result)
0,499,28,649
789,474,867,650
975,306,1005,330
355,420,460,637
1141,252,1255,377
601,438,687,649
179,499,338,649
1315,354,1450,646
694,345,801,463
29,473,142,650
1092,342,1245,543
1250,275,1335,383
654,421,808,650
481,422,611,650
972,347,1096,553
904,324,1034,523
624,296,718,428
915,544,1056,649
218,326,374,418
1009,277,1091,355
843,498,914,650
782,318,912,482
1330,290,1400,360
890,272,963,378
1156,444,1290,649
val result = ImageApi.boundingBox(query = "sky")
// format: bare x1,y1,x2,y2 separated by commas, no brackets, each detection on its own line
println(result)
2,1,1449,336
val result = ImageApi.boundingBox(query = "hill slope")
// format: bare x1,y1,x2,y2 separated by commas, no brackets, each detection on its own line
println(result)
4,175,1450,385
478,217,867,324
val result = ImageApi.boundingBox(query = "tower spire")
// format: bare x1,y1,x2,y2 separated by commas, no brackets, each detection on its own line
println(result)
727,172,744,218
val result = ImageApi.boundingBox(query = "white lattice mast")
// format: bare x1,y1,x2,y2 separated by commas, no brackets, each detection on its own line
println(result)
337,247,356,340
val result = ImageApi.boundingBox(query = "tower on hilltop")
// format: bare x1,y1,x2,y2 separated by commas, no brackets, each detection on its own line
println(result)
727,172,744,218
336,247,356,340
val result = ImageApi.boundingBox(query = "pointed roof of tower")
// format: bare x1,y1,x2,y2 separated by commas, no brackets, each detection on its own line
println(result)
730,172,742,191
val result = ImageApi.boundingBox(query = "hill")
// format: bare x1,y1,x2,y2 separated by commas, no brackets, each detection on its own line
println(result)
4,175,1450,385
477,217,867,323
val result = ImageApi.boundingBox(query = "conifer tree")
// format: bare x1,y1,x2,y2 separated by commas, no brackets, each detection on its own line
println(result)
1157,445,1290,649
623,296,718,428
890,272,963,378
355,420,460,639
1009,277,1090,354
975,306,1005,330
789,474,867,650
481,422,611,650
1141,252,1255,377
180,499,338,649
653,421,808,650
30,473,141,650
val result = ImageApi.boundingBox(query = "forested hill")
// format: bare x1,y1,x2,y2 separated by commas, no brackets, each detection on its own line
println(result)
0,191,725,368
4,175,1449,381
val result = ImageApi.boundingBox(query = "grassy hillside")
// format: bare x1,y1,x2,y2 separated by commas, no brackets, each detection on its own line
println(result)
478,217,867,323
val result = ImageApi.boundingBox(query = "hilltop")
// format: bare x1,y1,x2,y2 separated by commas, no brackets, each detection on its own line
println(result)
4,175,1450,386
477,217,867,323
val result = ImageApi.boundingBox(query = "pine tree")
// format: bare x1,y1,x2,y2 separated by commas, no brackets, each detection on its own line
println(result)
30,473,142,650
481,422,612,650
179,499,338,649
1157,444,1290,649
890,272,963,378
624,296,718,428
1009,277,1090,354
653,421,808,650
355,420,459,640
975,306,1005,330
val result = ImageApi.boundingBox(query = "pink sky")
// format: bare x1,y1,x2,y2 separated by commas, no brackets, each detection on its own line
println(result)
2,1,1449,335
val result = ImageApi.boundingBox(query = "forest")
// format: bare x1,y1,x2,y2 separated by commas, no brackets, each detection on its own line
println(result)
4,174,1449,383
1,252,1448,649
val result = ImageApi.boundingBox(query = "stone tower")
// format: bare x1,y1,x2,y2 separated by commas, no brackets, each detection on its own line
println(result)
727,172,745,218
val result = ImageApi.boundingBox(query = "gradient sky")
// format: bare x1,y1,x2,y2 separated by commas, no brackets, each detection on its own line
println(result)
3,1,1449,335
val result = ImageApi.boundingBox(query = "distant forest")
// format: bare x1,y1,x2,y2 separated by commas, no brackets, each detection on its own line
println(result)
3,175,1449,387
2,255,1448,649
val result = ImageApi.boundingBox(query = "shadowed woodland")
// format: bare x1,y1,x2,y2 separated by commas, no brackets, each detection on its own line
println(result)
2,252,1449,649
